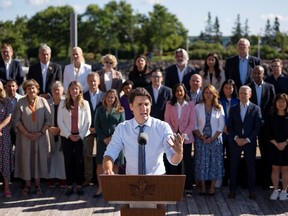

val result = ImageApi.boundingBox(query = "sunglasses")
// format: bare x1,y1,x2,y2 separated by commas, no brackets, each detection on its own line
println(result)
105,61,113,65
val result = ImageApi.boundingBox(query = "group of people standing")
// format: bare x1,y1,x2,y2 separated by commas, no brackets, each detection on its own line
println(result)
0,37,287,203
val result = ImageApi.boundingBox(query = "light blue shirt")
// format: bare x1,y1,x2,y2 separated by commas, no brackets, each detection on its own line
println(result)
104,117,177,175
239,56,249,85
254,81,263,106
240,101,250,122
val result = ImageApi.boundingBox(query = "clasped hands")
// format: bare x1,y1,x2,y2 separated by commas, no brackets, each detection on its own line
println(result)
235,137,249,146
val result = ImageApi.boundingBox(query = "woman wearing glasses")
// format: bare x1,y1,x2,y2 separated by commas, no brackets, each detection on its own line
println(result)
97,54,123,94
63,47,91,94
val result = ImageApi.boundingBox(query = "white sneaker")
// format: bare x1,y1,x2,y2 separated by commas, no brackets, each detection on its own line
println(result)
215,179,222,188
279,190,287,201
270,190,279,200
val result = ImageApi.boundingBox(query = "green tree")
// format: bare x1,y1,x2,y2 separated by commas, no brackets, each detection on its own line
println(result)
0,16,28,59
273,17,280,33
213,16,222,43
26,6,74,60
145,4,188,56
243,19,249,38
263,19,273,45
78,4,102,56
230,14,243,44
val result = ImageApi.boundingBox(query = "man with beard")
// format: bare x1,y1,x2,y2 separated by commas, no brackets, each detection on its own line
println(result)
164,48,197,91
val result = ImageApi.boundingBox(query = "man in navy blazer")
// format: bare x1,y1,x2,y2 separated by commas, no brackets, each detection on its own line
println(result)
248,65,275,189
83,72,105,186
27,43,62,98
145,68,172,121
227,85,262,200
224,38,261,91
164,48,197,91
0,44,24,90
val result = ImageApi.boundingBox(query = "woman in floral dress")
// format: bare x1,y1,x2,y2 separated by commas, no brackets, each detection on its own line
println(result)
0,81,13,198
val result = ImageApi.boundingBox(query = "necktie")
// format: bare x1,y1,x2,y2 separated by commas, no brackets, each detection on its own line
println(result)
138,125,146,174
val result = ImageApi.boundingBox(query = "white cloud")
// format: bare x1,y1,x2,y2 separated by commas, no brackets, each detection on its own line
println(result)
0,0,12,9
26,0,51,6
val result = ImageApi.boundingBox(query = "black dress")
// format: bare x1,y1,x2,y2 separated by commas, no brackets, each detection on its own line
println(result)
268,113,288,166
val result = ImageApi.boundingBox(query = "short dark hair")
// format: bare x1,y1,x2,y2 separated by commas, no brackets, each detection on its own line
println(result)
129,87,152,104
122,80,134,89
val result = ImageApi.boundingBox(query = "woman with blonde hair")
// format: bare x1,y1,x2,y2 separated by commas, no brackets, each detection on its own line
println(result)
14,79,51,196
57,81,91,196
94,89,125,197
97,54,123,94
193,84,225,195
0,81,13,197
63,47,91,93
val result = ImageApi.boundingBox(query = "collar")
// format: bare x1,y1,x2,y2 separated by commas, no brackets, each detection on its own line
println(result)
240,101,250,107
132,116,152,129
238,55,249,61
40,62,49,68
89,89,99,96
152,85,161,90
254,80,264,87
190,89,200,95
176,100,188,107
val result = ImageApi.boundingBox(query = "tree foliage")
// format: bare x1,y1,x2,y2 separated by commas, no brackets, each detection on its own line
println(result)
1,2,288,62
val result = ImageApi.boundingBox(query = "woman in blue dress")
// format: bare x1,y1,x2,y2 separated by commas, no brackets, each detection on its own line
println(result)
219,79,239,185
193,84,225,195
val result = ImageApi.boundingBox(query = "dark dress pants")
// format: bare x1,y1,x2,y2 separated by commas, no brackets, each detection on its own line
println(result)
229,141,257,192
61,136,84,186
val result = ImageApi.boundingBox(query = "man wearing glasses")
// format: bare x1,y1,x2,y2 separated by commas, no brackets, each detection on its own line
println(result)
145,68,172,121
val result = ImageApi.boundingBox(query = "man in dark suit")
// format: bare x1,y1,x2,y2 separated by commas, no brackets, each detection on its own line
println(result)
27,43,62,99
83,72,105,186
164,48,197,91
248,65,275,189
0,44,24,92
227,85,262,200
224,38,261,91
145,68,172,121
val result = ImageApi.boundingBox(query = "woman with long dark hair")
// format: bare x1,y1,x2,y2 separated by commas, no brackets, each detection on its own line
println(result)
200,53,225,92
128,55,151,88
164,83,195,197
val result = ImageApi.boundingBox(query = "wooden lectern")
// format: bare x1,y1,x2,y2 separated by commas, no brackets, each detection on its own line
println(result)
100,175,185,216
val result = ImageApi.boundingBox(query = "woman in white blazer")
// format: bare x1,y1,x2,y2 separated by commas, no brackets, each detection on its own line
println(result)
193,84,225,195
57,81,91,196
63,47,91,94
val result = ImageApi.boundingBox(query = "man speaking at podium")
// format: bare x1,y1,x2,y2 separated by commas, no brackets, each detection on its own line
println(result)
102,87,184,175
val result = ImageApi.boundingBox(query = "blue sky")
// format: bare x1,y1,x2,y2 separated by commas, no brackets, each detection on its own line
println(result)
1,0,288,36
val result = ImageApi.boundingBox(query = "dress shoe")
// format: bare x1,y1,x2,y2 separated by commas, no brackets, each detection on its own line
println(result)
77,188,84,196
65,188,73,196
249,191,256,200
93,192,103,198
228,191,236,199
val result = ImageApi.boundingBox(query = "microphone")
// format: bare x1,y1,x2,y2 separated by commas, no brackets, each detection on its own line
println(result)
138,133,148,145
